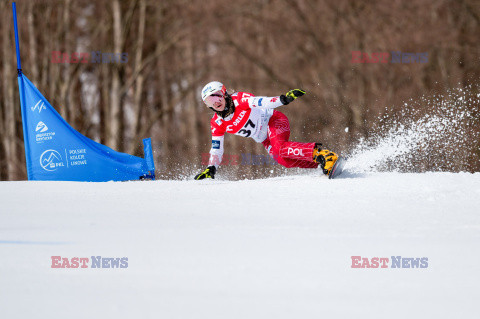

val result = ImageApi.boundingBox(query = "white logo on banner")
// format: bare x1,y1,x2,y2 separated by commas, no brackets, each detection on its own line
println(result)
35,121,56,143
40,150,65,171
31,100,46,113
35,121,48,132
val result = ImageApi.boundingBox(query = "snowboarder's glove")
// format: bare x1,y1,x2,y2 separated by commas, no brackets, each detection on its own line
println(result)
280,89,306,105
194,165,216,180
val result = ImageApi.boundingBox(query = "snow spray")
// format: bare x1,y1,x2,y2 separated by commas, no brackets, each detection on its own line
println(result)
345,86,480,173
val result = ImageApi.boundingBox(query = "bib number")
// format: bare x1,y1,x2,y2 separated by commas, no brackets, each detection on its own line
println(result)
237,119,256,137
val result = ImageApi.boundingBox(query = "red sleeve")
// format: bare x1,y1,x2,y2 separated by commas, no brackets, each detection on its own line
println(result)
210,115,226,137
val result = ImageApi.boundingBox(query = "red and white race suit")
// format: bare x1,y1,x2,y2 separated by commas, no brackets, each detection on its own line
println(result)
209,92,319,169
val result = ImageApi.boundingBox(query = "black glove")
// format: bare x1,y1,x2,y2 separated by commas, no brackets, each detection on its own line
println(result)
280,89,306,105
194,165,216,180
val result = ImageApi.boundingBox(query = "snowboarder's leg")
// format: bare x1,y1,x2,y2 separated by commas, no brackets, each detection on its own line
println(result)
262,111,340,173
262,111,318,168
263,138,318,168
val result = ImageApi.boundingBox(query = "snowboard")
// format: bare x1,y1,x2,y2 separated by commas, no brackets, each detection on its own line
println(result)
328,156,346,179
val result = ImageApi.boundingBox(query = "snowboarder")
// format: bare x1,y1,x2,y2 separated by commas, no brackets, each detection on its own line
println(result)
194,81,339,180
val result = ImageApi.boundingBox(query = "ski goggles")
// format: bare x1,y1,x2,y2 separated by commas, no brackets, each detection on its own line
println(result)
204,93,224,108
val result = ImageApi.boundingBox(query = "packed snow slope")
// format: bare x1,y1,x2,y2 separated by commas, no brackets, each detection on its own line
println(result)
1,172,479,319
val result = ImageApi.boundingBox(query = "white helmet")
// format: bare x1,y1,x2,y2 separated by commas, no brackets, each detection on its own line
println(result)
201,81,226,104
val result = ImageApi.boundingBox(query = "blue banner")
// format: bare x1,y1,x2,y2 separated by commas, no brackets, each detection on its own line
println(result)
18,74,155,182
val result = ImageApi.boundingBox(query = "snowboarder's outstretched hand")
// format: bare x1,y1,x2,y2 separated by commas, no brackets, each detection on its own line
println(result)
194,165,216,180
280,89,306,105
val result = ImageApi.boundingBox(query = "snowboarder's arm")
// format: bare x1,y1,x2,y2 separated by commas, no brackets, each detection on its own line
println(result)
246,89,306,109
194,115,226,181
208,135,224,168
247,96,284,109
194,135,224,180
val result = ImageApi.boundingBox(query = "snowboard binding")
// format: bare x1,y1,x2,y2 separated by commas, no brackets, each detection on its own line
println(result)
313,143,346,179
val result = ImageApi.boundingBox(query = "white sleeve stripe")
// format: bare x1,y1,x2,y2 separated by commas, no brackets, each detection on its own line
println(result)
249,96,284,109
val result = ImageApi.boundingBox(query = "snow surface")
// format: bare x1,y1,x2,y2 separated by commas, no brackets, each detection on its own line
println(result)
1,172,479,319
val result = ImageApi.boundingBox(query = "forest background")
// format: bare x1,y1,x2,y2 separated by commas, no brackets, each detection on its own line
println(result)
0,0,478,180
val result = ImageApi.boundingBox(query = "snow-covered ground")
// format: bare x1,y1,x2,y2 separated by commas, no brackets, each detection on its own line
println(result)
1,172,479,318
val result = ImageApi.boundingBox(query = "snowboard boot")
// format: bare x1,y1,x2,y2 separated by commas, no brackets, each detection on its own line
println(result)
313,143,338,175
